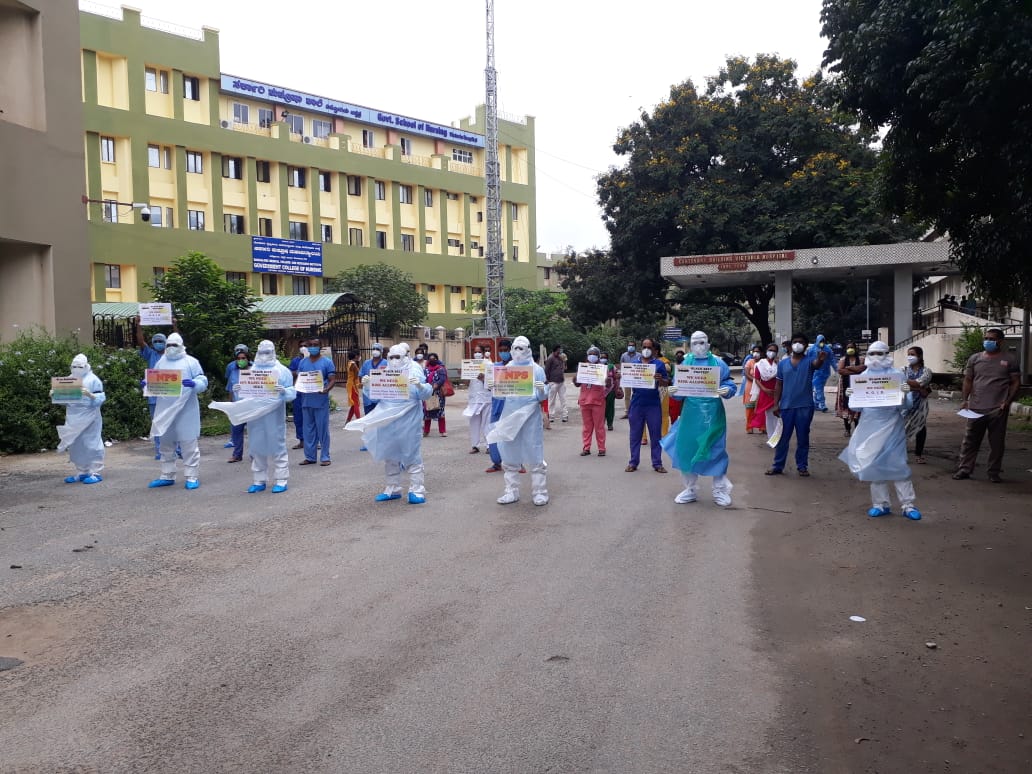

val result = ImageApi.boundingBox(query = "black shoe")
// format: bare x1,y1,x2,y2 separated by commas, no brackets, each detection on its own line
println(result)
952,470,971,480
988,472,1002,483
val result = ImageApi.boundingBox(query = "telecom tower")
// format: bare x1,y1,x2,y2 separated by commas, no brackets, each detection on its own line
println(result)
483,0,507,336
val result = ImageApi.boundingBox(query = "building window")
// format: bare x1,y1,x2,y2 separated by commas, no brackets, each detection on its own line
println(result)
512,246,520,261
147,144,161,168
256,160,271,183
374,181,386,201
450,285,462,294
100,136,115,163
288,221,309,241
261,274,278,295
452,148,473,164
511,203,519,220
258,108,273,128
349,228,364,247
232,102,249,124
400,137,412,156
222,156,243,180
399,185,413,204
287,166,306,188
102,200,118,223
258,217,273,237
424,189,433,207
183,75,200,101
149,206,162,227
478,247,484,257
347,176,361,196
320,224,333,243
145,67,169,93
186,151,203,174
362,129,375,148
292,276,310,295
226,271,247,284
447,238,464,255
104,264,121,289
425,236,433,245
446,192,459,201
187,209,205,231
477,212,484,223
165,207,174,228
401,234,415,252
224,214,245,234
470,196,478,203
153,267,166,288
318,171,332,192
375,230,387,249
312,119,332,138
284,113,303,135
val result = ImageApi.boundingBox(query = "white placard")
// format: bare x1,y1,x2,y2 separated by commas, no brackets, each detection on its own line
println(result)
295,370,325,394
576,362,607,386
461,359,486,380
368,371,409,400
673,365,721,398
848,374,903,408
138,302,173,326
620,362,658,390
236,369,280,399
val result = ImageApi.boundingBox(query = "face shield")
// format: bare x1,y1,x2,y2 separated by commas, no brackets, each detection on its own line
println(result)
165,333,185,360
254,340,277,366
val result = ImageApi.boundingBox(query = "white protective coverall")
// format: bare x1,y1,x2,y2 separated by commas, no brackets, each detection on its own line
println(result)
57,354,106,481
147,332,208,484
463,353,493,449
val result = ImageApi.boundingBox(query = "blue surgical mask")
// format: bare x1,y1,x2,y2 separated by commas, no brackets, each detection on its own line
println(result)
627,345,635,353
499,351,512,363
153,342,165,351
587,354,599,363
983,339,998,352
600,358,608,364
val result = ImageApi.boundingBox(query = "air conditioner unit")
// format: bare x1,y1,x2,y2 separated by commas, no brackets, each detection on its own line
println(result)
220,120,230,128
302,136,312,144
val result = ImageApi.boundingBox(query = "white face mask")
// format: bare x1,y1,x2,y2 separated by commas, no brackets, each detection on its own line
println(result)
766,351,777,360
255,349,276,365
587,354,599,363
165,344,184,360
690,342,709,358
415,353,424,361
473,353,484,360
71,365,88,377
906,355,919,365
791,343,805,354
299,347,308,357
600,358,608,364
371,349,382,358
640,347,653,358
865,353,891,369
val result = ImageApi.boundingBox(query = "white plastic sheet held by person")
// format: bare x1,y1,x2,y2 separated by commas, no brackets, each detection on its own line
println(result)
486,335,549,506
837,341,921,520
661,331,737,507
209,340,295,494
346,344,433,504
55,354,106,484
145,332,208,490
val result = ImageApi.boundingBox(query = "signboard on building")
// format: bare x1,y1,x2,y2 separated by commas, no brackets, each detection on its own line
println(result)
252,236,323,277
671,251,796,268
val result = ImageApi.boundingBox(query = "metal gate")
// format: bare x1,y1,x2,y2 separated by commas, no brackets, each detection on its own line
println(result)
92,313,135,349
310,305,378,374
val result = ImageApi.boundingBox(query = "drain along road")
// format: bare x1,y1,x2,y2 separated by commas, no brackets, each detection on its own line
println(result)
1,390,1030,773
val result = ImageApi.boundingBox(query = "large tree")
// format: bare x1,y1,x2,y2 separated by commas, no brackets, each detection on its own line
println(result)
596,54,919,343
324,263,427,335
821,0,1032,304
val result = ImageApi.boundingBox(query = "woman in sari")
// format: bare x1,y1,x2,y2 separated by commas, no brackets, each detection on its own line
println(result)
742,345,763,433
836,341,864,437
748,344,779,434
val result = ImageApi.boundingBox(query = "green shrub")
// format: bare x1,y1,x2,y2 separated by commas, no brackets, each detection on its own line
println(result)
949,324,986,372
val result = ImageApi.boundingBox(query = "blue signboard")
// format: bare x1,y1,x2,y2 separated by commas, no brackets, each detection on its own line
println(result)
251,236,323,277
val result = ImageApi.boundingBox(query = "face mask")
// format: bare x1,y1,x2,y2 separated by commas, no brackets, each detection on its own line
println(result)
474,353,484,360
256,351,276,365
600,358,608,365
641,348,652,358
587,354,599,363
71,365,87,377
428,358,438,365
691,342,708,358
236,358,248,367
299,347,308,357
309,347,321,358
371,350,382,358
766,351,777,360
627,345,635,353
865,354,890,368
416,354,424,361
983,339,998,352
792,343,805,354
500,351,511,362
906,355,919,365
165,345,184,360
846,348,856,356
153,341,166,351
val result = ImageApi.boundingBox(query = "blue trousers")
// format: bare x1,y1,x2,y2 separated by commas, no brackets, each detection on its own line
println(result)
812,371,830,410
230,421,245,458
302,402,331,462
772,406,815,472
629,403,663,468
488,442,501,466
292,393,304,441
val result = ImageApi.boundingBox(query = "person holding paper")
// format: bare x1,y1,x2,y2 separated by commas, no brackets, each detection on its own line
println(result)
808,334,834,412
749,345,779,435
663,331,737,506
288,341,309,449
619,341,637,418
224,344,251,463
297,337,336,467
835,342,865,437
488,336,549,505
767,333,829,477
838,341,921,519
347,344,433,503
422,353,448,437
625,338,670,473
358,343,387,417
145,333,208,490
465,345,492,453
54,354,106,484
573,346,612,457
135,320,173,459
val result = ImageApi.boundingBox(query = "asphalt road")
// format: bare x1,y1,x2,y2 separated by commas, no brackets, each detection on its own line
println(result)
1,386,1030,773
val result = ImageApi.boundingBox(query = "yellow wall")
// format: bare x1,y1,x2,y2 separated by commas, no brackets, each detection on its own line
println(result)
95,52,128,110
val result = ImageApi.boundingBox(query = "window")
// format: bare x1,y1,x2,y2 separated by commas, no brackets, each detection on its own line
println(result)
478,247,485,257
461,299,467,311
104,264,121,289
374,181,386,200
165,207,174,228
312,119,332,138
258,217,273,237
232,102,249,124
149,206,162,227
425,236,433,245
147,144,168,168
187,209,205,231
288,221,309,240
183,75,200,101
347,176,361,196
511,203,519,220
450,285,462,294
186,151,203,174
446,192,459,201
424,189,433,207
401,234,415,252
288,166,306,188
349,227,364,247
543,267,552,280
100,136,115,163
452,148,473,164
261,274,278,295
102,200,118,223
258,108,274,128
400,137,412,156
256,160,271,183
375,230,387,249
320,224,333,243
512,246,520,261
476,211,483,222
222,156,243,180
447,238,464,255
470,196,478,203
292,276,310,295
226,271,247,284
224,214,245,234
362,129,375,148
145,67,168,93
152,267,166,288
284,113,303,135
399,185,413,204
318,171,332,192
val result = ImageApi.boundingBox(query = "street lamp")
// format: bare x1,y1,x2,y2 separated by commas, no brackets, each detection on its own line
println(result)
81,195,151,221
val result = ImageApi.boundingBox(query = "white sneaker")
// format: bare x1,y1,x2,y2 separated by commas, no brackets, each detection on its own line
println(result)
713,491,732,507
533,494,549,506
674,489,697,504
497,490,519,505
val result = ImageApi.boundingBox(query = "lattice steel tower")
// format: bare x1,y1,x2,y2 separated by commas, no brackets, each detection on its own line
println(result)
483,0,507,336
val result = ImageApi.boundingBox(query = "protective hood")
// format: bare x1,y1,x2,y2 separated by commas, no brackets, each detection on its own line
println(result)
70,353,91,377
690,331,710,359
864,341,893,371
254,339,277,366
387,343,411,370
511,336,533,365
165,332,185,360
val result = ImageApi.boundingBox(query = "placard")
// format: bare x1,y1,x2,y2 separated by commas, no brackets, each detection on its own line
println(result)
492,365,534,397
461,359,486,380
138,302,173,326
144,368,182,398
236,369,280,399
295,370,325,394
673,365,721,398
620,362,657,390
576,362,607,387
368,371,409,400
51,376,83,404
848,373,903,408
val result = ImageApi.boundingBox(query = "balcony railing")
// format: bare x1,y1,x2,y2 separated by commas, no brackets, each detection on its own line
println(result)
449,161,483,177
401,154,433,168
350,145,388,159
229,121,272,138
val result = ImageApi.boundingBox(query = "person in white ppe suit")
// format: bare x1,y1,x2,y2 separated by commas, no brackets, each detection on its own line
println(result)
838,341,921,520
463,345,493,453
54,354,106,484
346,344,433,503
209,340,296,493
144,332,208,490
661,331,738,506
486,335,549,506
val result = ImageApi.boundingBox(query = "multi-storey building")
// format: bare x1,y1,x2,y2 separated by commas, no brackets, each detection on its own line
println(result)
80,4,539,328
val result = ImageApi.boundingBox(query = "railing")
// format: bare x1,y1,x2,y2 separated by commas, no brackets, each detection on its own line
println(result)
449,161,483,177
79,1,122,20
229,122,271,138
307,135,329,147
499,110,528,125
350,145,388,159
401,154,434,168
892,321,1024,352
140,14,205,40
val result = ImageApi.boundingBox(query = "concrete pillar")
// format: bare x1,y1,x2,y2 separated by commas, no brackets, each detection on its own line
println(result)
893,265,914,345
774,272,793,344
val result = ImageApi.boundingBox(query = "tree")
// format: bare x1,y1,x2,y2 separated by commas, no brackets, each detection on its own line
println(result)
821,0,1032,304
145,251,264,384
595,54,921,342
324,263,427,335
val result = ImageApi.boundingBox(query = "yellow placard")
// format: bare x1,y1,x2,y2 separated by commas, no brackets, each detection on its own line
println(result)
492,365,534,397
144,368,182,397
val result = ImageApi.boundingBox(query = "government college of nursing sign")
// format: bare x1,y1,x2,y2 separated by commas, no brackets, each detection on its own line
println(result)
672,250,796,272
220,75,485,148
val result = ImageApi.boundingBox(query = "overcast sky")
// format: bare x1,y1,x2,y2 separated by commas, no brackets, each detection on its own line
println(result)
94,0,830,253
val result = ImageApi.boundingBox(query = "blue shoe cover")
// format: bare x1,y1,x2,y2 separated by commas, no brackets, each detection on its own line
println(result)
359,446,368,452
408,492,426,504
224,441,234,448
247,483,266,493
271,483,288,494
65,475,80,484
148,478,175,488
184,479,200,490
154,453,161,460
82,475,102,485
903,507,922,521
867,506,891,518
374,492,401,502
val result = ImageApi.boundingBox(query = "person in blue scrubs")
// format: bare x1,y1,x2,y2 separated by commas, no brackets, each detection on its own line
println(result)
298,337,336,466
484,339,511,473
625,337,670,473
224,343,251,462
288,341,308,449
767,332,830,476
808,333,834,411
358,343,387,416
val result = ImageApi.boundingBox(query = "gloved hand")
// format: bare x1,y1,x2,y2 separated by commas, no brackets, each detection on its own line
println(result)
667,385,679,396
845,387,854,396
139,380,147,390
81,387,93,398
534,380,545,390
718,385,734,398
182,379,195,388
408,376,422,386
232,383,241,394
49,388,54,397
361,374,371,386
275,384,286,393
901,383,911,393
